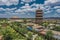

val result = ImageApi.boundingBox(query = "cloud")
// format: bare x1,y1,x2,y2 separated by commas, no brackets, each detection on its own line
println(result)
43,5,60,17
0,0,60,18
44,0,60,5
0,0,19,6
5,8,16,12
0,7,17,15
18,3,52,15
54,6,60,13
21,0,35,3
56,9,60,13
15,8,36,15
54,6,60,9
21,3,31,9
14,3,39,18
0,3,36,18
0,8,5,11
20,2,24,4
15,3,38,14
45,0,59,3
15,9,26,14
31,4,52,14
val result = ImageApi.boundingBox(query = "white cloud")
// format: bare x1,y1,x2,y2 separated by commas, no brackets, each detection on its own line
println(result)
54,6,60,9
15,3,38,15
31,4,52,14
48,0,58,3
31,3,44,9
43,0,60,15
15,3,40,13
0,8,5,11
15,9,25,14
21,3,31,9
0,0,19,6
21,0,33,3
56,9,60,13
0,7,17,15
19,3,53,15
0,0,60,18
20,2,24,4
43,0,60,14
15,8,36,14
5,8,16,11
44,0,60,5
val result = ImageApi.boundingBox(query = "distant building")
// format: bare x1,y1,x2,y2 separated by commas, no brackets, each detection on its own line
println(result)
9,16,23,22
35,7,43,24
10,16,20,20
43,18,60,23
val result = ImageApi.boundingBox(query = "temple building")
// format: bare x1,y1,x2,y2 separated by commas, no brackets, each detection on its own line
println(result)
35,7,43,24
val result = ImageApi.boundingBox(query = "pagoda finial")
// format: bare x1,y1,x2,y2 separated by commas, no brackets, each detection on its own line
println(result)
39,6,40,9
38,4,41,9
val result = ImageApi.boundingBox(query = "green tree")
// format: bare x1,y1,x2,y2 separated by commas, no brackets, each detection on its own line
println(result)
54,26,60,31
42,22,49,28
46,30,53,40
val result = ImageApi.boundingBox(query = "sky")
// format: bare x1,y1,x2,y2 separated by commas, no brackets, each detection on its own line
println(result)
0,0,60,18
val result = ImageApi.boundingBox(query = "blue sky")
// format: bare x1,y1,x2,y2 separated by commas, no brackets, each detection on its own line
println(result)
0,0,60,18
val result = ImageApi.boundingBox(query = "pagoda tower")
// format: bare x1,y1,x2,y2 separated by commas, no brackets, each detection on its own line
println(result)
35,6,43,24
